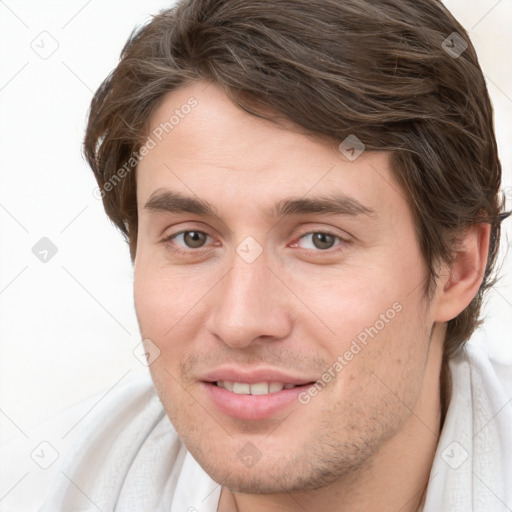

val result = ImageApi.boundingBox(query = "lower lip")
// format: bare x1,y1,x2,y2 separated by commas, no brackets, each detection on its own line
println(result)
201,382,313,421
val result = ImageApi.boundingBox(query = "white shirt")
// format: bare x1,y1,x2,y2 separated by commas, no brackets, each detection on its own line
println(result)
1,334,511,511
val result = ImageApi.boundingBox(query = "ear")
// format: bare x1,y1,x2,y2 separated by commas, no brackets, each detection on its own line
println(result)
433,223,491,323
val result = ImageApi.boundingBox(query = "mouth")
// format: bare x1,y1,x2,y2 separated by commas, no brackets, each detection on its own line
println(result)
201,380,316,421
212,380,308,394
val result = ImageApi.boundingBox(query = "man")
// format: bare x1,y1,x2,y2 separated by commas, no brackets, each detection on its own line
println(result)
3,0,512,510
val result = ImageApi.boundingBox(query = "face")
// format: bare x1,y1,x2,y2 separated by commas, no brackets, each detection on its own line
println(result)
133,81,439,493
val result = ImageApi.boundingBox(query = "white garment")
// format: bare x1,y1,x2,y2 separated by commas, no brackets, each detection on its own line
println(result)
1,335,511,511
421,335,512,512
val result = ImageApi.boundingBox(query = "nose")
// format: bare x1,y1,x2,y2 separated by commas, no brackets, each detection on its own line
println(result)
205,250,293,349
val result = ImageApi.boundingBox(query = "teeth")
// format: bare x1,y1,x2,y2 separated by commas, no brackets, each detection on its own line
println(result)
232,382,251,394
216,381,298,395
269,382,285,393
250,382,269,395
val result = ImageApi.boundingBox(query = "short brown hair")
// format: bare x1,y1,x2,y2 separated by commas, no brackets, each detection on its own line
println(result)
84,0,509,357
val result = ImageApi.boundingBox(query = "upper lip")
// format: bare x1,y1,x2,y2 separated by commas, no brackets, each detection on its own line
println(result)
200,367,316,385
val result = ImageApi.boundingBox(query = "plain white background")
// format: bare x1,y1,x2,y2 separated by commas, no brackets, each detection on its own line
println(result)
0,0,511,448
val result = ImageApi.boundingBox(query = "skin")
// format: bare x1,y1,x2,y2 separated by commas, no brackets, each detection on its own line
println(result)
133,80,490,512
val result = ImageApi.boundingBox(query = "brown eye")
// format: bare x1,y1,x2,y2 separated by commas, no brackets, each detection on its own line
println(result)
311,233,336,250
298,232,339,250
183,231,207,248
173,231,209,249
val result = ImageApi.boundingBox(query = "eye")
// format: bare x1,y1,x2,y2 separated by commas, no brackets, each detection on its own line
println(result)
296,231,343,251
168,230,210,249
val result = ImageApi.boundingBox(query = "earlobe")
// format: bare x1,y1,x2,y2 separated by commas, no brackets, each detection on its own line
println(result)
434,223,491,323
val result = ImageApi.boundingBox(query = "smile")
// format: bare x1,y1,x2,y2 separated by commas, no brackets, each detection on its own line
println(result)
202,381,315,420
215,381,298,394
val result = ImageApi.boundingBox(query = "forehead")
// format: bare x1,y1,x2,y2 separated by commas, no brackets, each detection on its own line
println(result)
143,81,339,167
136,81,406,222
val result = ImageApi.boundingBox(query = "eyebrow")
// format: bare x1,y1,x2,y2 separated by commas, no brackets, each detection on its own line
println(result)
143,189,375,219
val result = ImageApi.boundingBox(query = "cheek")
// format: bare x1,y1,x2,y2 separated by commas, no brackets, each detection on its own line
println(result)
337,297,430,410
291,265,409,347
134,258,200,338
302,264,430,398
134,266,168,337
133,258,215,387
133,265,193,412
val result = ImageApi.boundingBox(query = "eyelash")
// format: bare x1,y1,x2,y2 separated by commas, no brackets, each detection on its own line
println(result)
161,229,349,256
